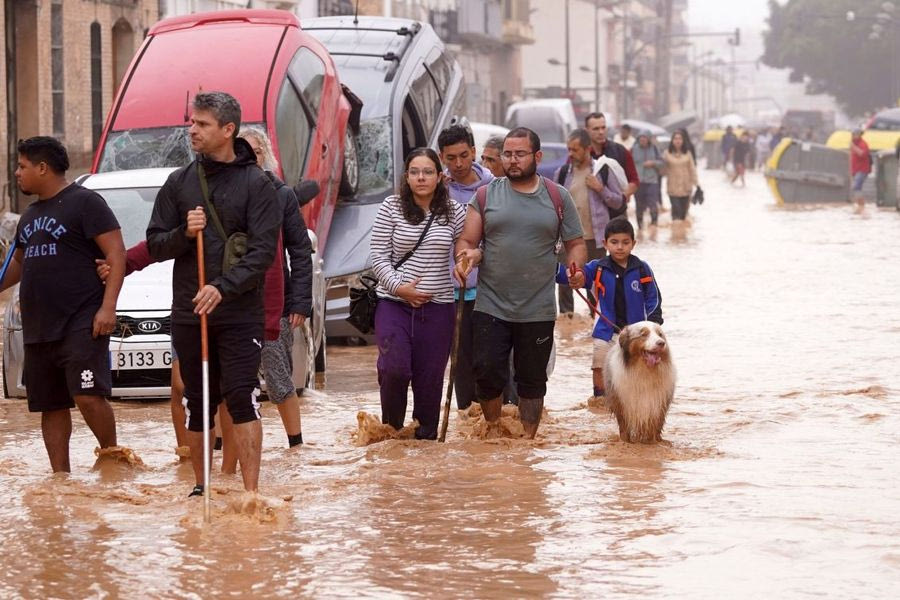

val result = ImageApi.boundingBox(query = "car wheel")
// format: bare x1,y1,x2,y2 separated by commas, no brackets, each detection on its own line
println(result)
339,127,359,197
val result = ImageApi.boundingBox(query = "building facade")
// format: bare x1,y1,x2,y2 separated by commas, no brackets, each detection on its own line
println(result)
1,0,158,212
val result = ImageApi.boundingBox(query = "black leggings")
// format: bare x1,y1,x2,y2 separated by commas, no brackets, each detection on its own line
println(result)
670,195,690,220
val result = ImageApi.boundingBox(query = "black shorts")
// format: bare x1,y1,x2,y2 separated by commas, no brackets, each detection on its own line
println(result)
24,329,112,412
472,311,555,400
172,321,264,432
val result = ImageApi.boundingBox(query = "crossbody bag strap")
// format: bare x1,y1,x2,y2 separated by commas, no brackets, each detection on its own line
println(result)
197,163,228,243
393,210,437,270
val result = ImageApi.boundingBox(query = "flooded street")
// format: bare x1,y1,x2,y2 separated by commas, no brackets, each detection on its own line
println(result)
1,169,898,598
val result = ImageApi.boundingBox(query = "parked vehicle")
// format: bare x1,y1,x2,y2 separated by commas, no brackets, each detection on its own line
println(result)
827,107,900,152
470,122,509,154
89,8,359,376
2,169,326,400
305,16,465,340
536,142,569,180
93,9,360,255
504,99,577,144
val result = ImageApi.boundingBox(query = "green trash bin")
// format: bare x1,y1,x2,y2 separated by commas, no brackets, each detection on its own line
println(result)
875,150,898,208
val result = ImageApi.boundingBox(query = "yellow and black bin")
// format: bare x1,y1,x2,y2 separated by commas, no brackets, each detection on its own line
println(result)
764,138,850,205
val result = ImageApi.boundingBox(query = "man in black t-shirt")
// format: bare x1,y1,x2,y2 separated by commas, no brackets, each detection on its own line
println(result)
0,137,126,472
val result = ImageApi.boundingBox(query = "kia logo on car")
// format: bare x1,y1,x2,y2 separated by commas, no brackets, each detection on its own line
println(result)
137,320,162,333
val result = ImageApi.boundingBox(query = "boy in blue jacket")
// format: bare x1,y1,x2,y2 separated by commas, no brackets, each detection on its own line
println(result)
556,216,662,400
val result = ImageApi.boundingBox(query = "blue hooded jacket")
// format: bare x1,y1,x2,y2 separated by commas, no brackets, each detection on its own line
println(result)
556,254,662,341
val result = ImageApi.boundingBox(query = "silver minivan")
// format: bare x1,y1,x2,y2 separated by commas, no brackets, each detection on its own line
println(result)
305,16,466,340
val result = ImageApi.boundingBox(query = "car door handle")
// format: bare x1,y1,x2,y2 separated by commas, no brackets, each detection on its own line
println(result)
321,143,328,156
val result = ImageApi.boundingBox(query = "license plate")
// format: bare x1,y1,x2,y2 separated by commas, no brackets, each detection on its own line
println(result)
110,349,172,370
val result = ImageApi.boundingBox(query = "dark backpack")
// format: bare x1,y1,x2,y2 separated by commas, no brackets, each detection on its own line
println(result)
556,161,627,220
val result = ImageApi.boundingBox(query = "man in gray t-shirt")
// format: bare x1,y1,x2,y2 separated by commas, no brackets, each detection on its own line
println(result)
455,128,587,439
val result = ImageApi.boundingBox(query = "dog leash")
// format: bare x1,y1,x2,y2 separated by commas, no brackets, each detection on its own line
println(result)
569,262,621,334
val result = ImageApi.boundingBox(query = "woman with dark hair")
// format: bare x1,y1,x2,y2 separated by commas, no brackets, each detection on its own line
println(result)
369,148,466,439
663,130,698,237
675,127,697,162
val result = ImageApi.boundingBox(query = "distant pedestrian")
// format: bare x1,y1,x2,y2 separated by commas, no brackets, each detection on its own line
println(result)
769,126,786,152
662,131,698,236
370,148,466,439
730,131,752,187
613,123,636,151
480,135,506,178
631,132,663,234
147,91,281,497
850,129,872,211
720,126,737,171
554,128,623,315
1,136,126,472
438,125,493,411
676,128,697,162
455,127,587,439
756,129,772,168
585,112,640,201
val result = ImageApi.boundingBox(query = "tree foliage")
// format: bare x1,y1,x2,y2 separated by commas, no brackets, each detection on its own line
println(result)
762,0,898,115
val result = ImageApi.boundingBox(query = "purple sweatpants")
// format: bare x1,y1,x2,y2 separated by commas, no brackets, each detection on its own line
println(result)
375,299,455,440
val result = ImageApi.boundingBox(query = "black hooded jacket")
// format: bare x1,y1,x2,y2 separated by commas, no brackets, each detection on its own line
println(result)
266,173,313,317
146,138,281,326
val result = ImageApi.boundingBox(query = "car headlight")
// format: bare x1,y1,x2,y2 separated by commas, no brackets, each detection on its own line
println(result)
5,286,21,330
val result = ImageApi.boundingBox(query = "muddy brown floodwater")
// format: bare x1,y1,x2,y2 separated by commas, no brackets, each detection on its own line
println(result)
1,170,899,598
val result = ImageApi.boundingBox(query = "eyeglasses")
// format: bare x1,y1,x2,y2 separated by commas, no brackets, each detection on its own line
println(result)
501,151,534,161
407,168,437,177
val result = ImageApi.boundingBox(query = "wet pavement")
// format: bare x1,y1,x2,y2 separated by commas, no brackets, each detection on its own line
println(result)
1,168,898,598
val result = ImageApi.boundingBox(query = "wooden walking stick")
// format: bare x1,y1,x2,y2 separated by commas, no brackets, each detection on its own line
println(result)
439,256,469,442
196,230,211,523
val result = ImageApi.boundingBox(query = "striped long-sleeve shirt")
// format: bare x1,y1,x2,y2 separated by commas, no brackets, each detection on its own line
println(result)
369,195,466,304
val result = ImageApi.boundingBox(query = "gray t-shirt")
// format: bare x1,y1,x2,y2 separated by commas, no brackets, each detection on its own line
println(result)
470,177,583,322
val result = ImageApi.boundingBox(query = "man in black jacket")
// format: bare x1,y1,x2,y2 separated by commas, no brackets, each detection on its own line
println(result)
146,91,280,496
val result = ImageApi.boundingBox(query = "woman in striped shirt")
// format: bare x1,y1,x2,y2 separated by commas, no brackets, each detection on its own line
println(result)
370,148,466,440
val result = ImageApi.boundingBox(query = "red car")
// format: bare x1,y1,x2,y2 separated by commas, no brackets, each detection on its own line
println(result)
92,9,361,250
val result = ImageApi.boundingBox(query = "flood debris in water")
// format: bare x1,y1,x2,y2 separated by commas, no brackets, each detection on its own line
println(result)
353,411,418,446
224,491,291,523
93,446,144,466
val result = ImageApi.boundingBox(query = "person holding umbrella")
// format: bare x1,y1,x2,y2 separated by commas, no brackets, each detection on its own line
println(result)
146,91,280,497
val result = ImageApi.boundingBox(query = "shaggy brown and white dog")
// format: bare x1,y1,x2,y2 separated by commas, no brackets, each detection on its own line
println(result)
603,321,676,443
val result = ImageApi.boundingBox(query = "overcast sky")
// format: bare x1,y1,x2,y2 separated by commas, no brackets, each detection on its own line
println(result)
687,0,772,33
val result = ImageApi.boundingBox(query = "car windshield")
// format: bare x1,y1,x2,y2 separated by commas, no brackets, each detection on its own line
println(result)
354,115,394,202
98,123,266,172
95,187,159,248
507,109,567,143
869,114,900,131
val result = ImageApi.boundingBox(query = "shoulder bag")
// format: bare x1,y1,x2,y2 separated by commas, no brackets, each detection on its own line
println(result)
198,164,247,273
346,210,437,335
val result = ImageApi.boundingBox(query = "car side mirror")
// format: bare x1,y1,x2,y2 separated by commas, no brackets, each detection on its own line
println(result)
294,180,320,207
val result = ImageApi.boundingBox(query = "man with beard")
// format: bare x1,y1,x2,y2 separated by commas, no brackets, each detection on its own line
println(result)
146,91,280,496
454,128,587,438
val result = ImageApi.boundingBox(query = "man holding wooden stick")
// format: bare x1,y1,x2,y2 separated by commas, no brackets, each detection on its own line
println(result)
147,92,280,497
